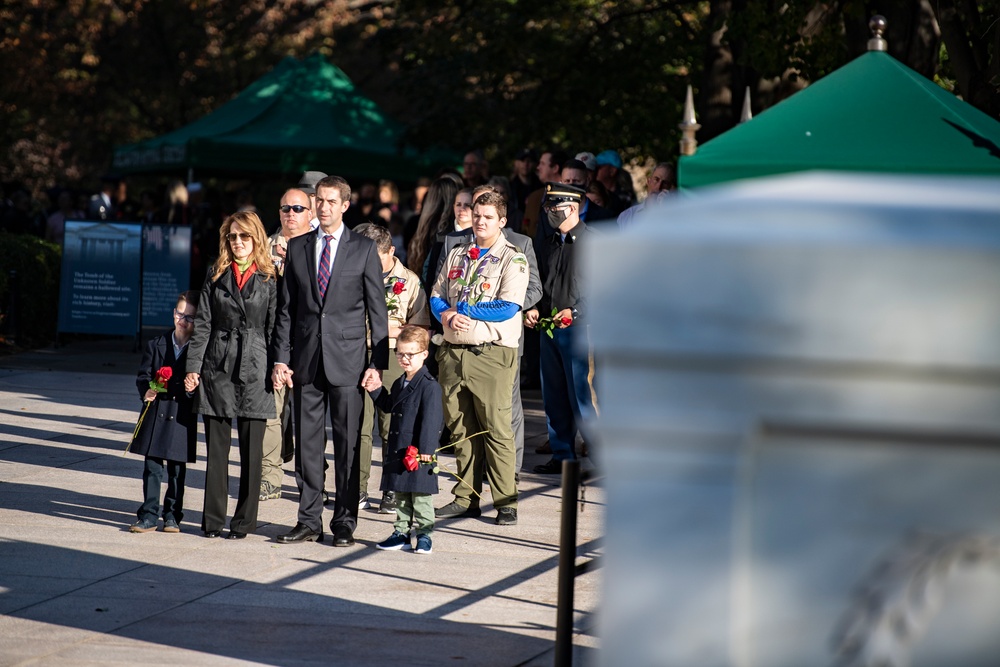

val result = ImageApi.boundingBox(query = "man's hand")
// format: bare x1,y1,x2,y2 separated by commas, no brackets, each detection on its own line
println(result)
272,363,294,390
444,308,474,333
555,308,574,328
388,322,402,339
523,308,539,328
361,368,382,391
184,373,200,393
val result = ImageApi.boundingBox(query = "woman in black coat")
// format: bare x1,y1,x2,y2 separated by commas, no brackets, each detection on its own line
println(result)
185,211,277,540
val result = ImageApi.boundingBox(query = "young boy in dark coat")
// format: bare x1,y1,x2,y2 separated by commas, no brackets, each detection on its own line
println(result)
364,325,443,554
129,291,200,533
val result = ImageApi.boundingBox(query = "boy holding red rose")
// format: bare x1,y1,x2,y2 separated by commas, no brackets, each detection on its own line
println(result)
356,223,430,515
128,291,200,533
363,325,442,554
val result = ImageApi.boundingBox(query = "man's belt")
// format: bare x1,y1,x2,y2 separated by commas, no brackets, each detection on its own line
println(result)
445,341,493,356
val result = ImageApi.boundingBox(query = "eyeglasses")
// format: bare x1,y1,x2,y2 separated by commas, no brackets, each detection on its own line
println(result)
226,232,253,243
395,350,425,360
280,204,309,214
173,308,195,324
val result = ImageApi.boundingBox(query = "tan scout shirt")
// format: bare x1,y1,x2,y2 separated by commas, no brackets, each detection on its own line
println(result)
268,232,289,276
432,235,530,348
385,256,430,348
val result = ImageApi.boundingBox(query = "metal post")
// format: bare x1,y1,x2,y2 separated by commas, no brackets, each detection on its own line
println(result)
555,459,581,667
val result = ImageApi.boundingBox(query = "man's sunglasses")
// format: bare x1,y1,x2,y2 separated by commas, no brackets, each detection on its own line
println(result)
280,205,309,214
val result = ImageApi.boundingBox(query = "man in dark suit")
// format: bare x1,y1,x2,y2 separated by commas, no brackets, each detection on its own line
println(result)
87,174,119,221
272,175,389,546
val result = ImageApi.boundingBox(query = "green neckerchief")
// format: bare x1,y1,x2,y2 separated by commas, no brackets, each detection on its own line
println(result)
234,257,253,273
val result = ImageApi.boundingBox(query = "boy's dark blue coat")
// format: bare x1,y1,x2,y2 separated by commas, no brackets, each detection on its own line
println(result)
369,365,442,495
130,331,197,463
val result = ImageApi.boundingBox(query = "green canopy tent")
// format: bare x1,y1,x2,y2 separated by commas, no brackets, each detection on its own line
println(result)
678,51,1000,188
112,53,453,181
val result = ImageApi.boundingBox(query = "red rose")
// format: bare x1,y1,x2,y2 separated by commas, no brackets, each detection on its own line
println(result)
392,280,405,295
156,366,173,382
448,268,462,280
403,445,420,472
560,316,573,326
468,247,481,260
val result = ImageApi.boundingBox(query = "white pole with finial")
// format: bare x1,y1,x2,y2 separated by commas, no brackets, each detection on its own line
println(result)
679,85,701,156
739,86,753,123
868,15,888,51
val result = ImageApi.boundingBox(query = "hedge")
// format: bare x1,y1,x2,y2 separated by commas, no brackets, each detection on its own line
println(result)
0,233,61,347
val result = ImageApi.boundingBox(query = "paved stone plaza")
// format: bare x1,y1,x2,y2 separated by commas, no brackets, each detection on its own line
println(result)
0,339,602,666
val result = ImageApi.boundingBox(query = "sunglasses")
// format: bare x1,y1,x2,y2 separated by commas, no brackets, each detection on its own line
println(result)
280,204,309,214
173,308,195,324
226,232,253,242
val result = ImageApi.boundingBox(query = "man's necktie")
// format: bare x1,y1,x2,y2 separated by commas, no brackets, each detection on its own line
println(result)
318,234,332,298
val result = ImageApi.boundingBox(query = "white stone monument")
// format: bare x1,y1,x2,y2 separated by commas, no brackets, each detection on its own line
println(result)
587,173,1000,667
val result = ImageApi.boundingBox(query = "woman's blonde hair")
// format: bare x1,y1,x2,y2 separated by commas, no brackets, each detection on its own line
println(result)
210,211,276,282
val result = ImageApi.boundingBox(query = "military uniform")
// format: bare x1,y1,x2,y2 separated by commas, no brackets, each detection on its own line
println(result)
534,184,599,471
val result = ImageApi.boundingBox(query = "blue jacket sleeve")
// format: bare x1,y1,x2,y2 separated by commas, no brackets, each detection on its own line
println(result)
430,296,450,322
456,299,520,322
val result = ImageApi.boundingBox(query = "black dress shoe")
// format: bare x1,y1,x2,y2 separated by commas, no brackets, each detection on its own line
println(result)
227,531,247,540
203,530,222,538
332,525,355,547
277,522,322,544
532,458,564,474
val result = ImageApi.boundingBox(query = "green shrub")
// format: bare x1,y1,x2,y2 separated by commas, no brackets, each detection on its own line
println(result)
0,233,61,346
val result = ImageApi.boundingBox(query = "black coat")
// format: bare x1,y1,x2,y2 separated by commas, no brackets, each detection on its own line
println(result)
186,266,277,419
369,365,443,494
130,332,197,463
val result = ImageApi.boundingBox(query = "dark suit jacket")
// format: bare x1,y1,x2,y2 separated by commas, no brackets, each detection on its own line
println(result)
273,226,389,386
87,194,115,221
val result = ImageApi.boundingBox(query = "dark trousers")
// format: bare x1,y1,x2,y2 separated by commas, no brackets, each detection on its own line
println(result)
294,373,364,534
539,325,597,462
203,415,265,534
137,457,186,524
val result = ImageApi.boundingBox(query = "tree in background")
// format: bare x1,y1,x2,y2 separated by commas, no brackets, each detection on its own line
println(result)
1,0,996,195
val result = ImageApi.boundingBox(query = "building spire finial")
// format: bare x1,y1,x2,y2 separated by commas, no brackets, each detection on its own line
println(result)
868,15,888,52
679,85,701,156
739,86,753,123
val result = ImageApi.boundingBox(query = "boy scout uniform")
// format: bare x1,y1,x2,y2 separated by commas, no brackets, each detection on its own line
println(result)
432,235,530,512
261,231,292,497
359,256,430,496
